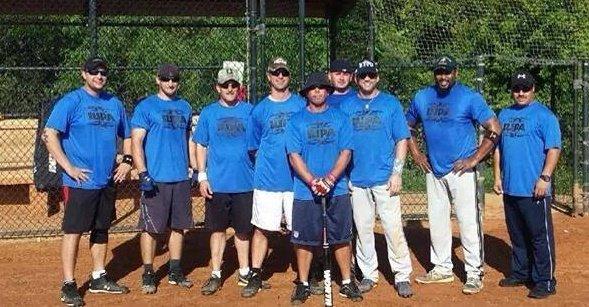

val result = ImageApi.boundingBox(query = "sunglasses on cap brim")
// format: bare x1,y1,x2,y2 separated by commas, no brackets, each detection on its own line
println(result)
159,76,180,82
219,81,240,89
87,69,108,77
269,69,290,77
511,85,533,93
357,72,378,79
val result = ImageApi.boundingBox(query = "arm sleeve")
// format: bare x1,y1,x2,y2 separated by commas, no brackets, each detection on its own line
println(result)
469,93,494,125
45,94,75,133
405,97,420,126
391,98,411,142
338,115,354,151
285,118,303,154
247,105,263,150
130,102,150,131
193,109,210,146
541,111,562,150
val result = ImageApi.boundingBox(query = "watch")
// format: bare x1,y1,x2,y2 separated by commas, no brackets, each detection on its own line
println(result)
540,175,552,183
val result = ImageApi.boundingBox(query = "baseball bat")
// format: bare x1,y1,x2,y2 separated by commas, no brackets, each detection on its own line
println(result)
321,196,333,307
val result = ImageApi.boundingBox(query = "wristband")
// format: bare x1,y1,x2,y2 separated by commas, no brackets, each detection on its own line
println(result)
326,172,337,183
392,158,405,175
197,172,208,183
121,154,133,166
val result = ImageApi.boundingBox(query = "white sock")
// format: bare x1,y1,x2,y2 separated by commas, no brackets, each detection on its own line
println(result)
92,269,106,280
342,279,351,285
239,267,250,276
301,280,309,286
211,270,222,278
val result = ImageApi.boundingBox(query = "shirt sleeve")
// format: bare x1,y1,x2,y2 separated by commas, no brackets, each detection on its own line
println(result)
285,116,302,154
541,110,562,150
130,102,150,131
390,98,410,142
193,108,209,146
338,114,354,151
247,104,263,151
117,101,131,138
405,97,420,126
469,92,494,125
45,93,76,133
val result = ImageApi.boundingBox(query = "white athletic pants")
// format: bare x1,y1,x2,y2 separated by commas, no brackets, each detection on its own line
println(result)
351,184,412,283
426,171,484,279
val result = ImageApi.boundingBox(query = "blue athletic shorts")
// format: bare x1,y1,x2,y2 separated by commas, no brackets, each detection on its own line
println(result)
291,194,353,246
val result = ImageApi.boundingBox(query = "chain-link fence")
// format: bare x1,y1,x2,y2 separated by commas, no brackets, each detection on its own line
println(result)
1,0,587,238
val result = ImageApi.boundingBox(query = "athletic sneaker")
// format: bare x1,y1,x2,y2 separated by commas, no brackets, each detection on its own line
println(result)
168,270,193,288
290,282,311,305
141,271,157,294
358,278,377,293
60,281,84,306
415,270,454,284
201,276,222,295
498,276,526,287
241,272,262,298
309,276,325,295
395,281,413,298
528,284,556,299
89,273,130,294
237,271,250,287
339,282,363,302
462,277,483,294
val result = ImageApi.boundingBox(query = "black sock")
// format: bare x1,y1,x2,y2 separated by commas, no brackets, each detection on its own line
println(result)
169,259,181,272
144,264,154,273
251,268,262,276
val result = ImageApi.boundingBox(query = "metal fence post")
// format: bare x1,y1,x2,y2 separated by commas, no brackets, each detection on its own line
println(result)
298,0,305,86
573,61,582,215
88,0,98,57
583,61,589,214
475,55,486,215
367,0,375,61
247,0,259,104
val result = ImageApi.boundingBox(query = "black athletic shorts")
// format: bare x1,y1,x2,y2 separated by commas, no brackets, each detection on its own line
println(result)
205,191,253,234
61,184,116,234
138,180,193,234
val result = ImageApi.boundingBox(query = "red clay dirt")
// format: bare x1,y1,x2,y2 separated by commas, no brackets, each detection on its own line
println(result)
0,194,587,306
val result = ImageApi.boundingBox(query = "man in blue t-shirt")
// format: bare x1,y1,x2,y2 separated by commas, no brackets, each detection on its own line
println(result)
326,59,357,109
286,72,362,304
493,71,561,299
44,57,132,306
192,67,254,296
340,59,413,298
242,57,306,297
131,64,194,294
406,56,502,294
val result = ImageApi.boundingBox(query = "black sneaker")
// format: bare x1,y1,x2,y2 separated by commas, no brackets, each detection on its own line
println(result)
89,273,130,294
168,270,193,288
60,281,84,306
290,283,311,305
241,272,263,298
201,276,222,295
141,271,157,294
237,271,250,287
498,276,526,287
528,284,556,299
339,282,363,302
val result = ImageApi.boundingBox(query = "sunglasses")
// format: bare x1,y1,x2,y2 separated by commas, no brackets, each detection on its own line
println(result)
511,85,533,93
159,76,180,83
309,85,331,91
87,69,108,77
270,69,290,77
357,72,378,79
220,81,240,89
434,69,453,75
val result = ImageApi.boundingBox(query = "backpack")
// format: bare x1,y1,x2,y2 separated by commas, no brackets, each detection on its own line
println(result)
33,95,64,192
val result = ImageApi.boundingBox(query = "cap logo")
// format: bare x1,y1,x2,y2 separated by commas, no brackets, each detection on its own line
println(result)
358,60,375,68
273,58,287,65
517,74,526,79
439,57,450,65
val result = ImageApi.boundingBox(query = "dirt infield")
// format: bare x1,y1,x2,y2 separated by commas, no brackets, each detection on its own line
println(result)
0,194,587,306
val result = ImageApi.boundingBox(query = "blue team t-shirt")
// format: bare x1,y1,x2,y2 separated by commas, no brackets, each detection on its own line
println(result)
286,107,353,200
405,82,494,177
248,94,306,191
45,87,131,189
131,95,192,182
498,101,561,197
326,88,357,109
194,101,254,193
340,92,410,187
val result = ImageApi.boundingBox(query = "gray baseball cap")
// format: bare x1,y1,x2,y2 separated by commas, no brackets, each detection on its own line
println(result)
217,68,240,84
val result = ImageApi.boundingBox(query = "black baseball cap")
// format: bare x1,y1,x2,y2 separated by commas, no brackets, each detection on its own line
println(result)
355,59,378,75
329,59,354,73
510,70,535,89
157,63,180,79
83,57,107,72
299,72,334,96
433,55,457,73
